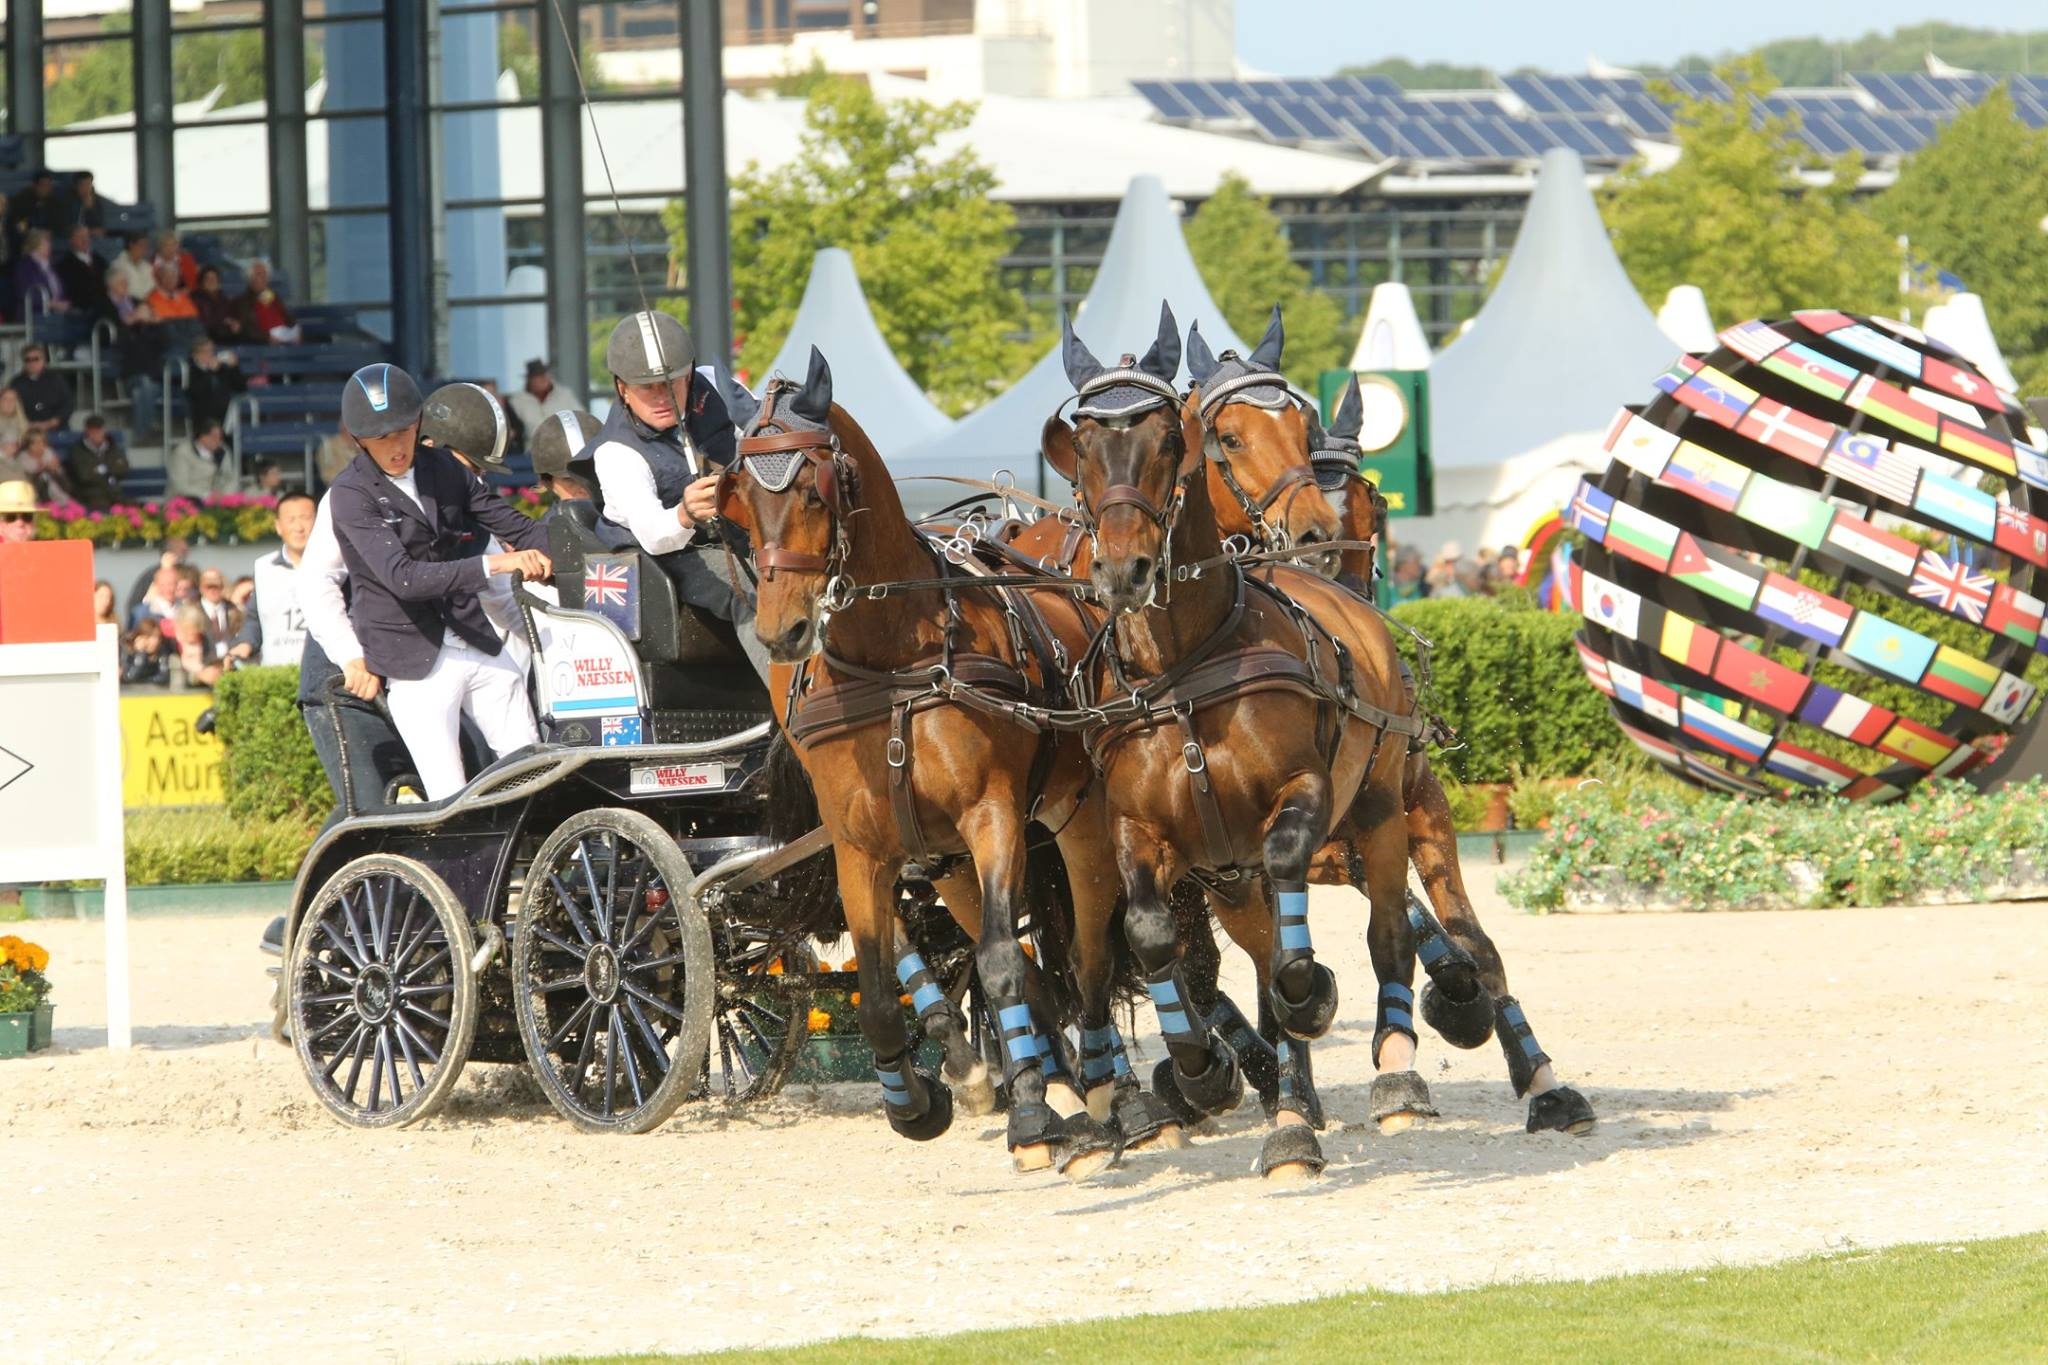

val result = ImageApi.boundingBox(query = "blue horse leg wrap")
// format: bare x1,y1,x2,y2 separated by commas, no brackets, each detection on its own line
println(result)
997,1003,1041,1078
1145,964,1207,1052
1275,1039,1297,1105
1373,981,1417,1067
894,949,947,1021
1406,897,1452,970
1037,1028,1076,1085
1275,885,1313,964
1494,995,1552,1095
1078,1023,1135,1087
874,1055,917,1113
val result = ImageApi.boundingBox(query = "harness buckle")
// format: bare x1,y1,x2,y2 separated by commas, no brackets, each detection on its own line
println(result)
1182,740,1206,774
886,736,908,768
1221,533,1253,560
823,574,856,612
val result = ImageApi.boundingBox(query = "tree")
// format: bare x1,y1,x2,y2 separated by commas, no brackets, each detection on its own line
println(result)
1183,172,1346,387
1878,87,2048,395
1667,23,2048,85
1600,58,1896,325
1336,58,1493,90
173,30,270,106
46,32,133,127
667,78,1033,415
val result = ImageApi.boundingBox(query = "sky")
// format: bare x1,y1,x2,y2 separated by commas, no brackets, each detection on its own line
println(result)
1235,1,2048,77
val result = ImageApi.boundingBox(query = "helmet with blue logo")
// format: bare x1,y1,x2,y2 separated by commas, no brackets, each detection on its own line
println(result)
341,363,425,440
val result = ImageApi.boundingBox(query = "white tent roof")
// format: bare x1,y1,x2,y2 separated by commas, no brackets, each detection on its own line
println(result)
1429,148,1675,468
887,173,1247,510
1923,294,2021,394
1657,285,1717,354
762,248,952,458
1349,281,1431,371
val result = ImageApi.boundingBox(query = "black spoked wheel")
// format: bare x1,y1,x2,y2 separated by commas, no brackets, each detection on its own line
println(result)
290,855,478,1129
512,808,713,1133
702,928,816,1104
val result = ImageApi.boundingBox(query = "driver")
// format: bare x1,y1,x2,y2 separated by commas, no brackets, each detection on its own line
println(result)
587,310,771,681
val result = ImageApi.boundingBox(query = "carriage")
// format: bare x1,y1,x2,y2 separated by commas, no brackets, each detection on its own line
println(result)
267,502,997,1133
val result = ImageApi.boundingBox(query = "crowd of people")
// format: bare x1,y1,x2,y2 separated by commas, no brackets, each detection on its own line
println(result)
1377,540,1527,605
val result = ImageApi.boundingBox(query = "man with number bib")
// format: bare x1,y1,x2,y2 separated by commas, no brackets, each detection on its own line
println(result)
587,310,771,682
232,490,316,667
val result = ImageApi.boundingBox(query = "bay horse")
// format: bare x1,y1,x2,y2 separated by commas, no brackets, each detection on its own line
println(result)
715,347,1183,1178
1036,310,1427,1180
1177,319,1596,1136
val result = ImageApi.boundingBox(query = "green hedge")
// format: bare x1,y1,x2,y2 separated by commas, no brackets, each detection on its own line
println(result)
126,807,317,884
213,666,329,822
1390,596,1626,783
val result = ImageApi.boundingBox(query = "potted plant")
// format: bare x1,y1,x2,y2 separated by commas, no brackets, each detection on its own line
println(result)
795,979,875,1083
0,935,52,1058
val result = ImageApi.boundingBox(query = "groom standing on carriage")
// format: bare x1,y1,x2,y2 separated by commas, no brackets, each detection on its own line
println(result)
586,309,773,682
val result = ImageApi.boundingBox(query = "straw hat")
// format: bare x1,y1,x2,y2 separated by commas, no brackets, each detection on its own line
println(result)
0,480,37,515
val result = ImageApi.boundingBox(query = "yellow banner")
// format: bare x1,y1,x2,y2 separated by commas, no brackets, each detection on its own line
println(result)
120,693,224,807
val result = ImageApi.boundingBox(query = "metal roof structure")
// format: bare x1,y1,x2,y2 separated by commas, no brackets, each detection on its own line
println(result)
1428,148,1675,468
888,173,1247,511
761,248,952,458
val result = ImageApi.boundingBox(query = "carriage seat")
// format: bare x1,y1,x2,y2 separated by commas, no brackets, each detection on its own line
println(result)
545,501,767,713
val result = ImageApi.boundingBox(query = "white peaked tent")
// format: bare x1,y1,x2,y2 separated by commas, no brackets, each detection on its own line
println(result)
1349,282,1432,371
1397,148,1676,554
1923,293,2021,394
1657,285,1718,354
764,248,953,457
889,174,1248,513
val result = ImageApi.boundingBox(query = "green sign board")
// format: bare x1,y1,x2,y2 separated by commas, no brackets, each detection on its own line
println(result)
1317,367,1435,517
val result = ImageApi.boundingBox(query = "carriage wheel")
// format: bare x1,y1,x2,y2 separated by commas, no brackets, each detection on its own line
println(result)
511,808,714,1134
702,930,816,1104
290,855,479,1129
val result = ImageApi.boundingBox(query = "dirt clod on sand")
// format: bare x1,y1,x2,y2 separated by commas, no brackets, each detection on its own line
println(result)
15,871,2048,1363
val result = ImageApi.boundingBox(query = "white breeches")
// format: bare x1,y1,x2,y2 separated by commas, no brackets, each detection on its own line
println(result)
384,636,538,801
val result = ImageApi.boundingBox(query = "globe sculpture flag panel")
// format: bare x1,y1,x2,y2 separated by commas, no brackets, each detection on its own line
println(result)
1570,313,2045,802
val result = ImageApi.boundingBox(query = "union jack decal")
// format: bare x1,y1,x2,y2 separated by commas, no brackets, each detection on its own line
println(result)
586,561,631,608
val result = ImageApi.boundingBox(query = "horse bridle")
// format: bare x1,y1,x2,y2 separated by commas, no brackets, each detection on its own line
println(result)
1194,369,1324,550
1055,363,1200,601
727,396,862,602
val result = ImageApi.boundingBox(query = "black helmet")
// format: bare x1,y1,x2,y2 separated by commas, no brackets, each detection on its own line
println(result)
420,382,508,468
605,310,694,385
531,408,604,478
340,363,424,439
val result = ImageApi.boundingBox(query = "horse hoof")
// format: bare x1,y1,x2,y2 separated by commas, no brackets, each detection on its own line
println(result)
1056,1113,1122,1182
1151,1058,1208,1128
1112,1082,1184,1151
1044,1079,1086,1119
1369,1070,1438,1134
949,1061,998,1118
1061,1146,1117,1183
1174,1047,1245,1118
886,1071,955,1143
1084,1082,1116,1124
1422,979,1495,1049
1527,1085,1596,1136
1259,1123,1326,1181
1013,1143,1056,1173
1130,1123,1187,1152
1271,963,1339,1041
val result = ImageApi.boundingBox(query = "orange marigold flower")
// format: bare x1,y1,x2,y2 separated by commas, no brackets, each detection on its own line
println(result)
807,1008,832,1033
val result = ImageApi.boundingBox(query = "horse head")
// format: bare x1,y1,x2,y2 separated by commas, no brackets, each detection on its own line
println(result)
1042,302,1196,616
1185,307,1341,571
718,345,860,662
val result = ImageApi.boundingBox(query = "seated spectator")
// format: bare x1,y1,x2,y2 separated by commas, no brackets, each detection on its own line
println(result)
94,579,120,627
106,233,156,302
130,561,182,630
14,429,74,504
0,479,34,546
9,345,71,432
252,460,287,496
147,261,199,321
184,336,247,431
153,231,198,291
172,603,228,687
105,271,168,435
67,417,129,512
167,420,239,501
236,260,300,343
11,229,68,318
508,358,583,445
194,567,240,648
0,387,28,457
64,171,107,238
6,171,64,249
228,574,255,611
192,266,241,343
1383,545,1426,607
55,224,110,320
121,618,170,685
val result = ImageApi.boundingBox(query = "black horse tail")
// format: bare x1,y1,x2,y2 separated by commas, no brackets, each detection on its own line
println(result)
754,730,846,941
1024,828,1146,1030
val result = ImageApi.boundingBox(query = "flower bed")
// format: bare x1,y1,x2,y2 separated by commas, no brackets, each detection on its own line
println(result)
28,486,546,549
0,935,53,1057
1501,776,2048,913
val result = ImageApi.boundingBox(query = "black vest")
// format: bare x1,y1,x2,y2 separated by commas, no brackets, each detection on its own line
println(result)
592,370,738,514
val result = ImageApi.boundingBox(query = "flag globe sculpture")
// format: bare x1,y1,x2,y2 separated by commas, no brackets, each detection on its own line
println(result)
1568,311,2047,801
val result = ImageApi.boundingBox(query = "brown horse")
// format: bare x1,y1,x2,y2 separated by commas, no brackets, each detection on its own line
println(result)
1037,308,1429,1180
1179,323,1595,1135
715,347,1183,1177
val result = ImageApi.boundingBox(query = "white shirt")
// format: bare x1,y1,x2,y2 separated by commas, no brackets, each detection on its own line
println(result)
300,494,364,666
592,440,696,556
386,466,426,512
253,547,308,668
